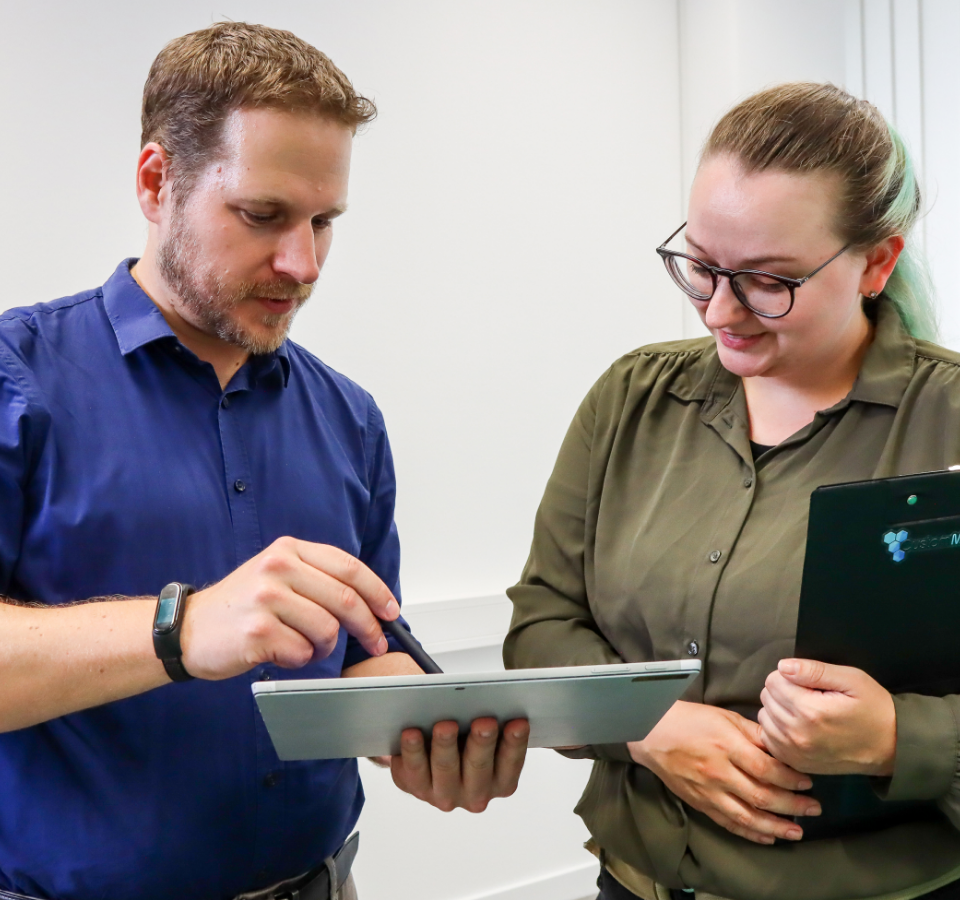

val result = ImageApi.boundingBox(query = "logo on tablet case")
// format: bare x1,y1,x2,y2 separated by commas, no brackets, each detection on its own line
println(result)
883,527,960,562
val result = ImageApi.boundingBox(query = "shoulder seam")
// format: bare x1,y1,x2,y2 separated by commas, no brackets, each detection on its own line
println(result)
0,289,103,325
916,352,960,369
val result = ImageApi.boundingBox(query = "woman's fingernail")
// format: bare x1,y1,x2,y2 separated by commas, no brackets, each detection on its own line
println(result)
377,636,388,655
386,599,400,618
799,778,813,790
780,660,799,676
806,804,822,817
786,827,803,840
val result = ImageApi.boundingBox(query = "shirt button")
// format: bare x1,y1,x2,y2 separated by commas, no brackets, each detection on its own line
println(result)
234,479,247,493
709,549,722,563
259,671,272,682
686,640,700,656
263,772,281,788
743,477,753,488
222,396,231,409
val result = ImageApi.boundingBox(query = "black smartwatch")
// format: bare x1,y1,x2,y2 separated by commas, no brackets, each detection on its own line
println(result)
153,582,196,682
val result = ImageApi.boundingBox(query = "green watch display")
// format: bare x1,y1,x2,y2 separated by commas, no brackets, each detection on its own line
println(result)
153,582,196,682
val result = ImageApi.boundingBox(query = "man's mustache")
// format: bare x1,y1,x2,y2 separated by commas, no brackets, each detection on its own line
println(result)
229,280,315,304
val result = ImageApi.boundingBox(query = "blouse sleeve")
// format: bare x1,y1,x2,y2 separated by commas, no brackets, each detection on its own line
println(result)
871,693,960,828
502,367,632,762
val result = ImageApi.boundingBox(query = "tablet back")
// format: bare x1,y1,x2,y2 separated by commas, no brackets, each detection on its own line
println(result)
253,661,700,760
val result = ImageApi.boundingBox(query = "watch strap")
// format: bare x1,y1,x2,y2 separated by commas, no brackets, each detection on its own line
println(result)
153,582,196,682
161,656,194,683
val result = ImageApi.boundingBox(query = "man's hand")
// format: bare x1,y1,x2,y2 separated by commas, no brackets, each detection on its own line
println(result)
759,659,897,777
630,701,819,844
180,537,399,680
389,718,530,813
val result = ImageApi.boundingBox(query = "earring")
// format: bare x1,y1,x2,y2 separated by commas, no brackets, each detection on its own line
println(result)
868,291,878,299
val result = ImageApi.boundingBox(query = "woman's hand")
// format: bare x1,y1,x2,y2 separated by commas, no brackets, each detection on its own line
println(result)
759,659,896,777
630,700,820,844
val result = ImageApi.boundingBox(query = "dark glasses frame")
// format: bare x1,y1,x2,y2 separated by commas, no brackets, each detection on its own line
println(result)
656,222,850,318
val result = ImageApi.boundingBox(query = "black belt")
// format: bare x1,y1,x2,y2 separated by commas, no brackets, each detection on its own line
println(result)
0,832,359,900
597,867,960,900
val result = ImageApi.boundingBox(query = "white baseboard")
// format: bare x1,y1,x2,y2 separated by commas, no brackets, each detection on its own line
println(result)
401,594,512,654
456,862,599,900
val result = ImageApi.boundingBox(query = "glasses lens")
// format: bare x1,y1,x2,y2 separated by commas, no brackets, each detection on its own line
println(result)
665,254,714,301
730,272,793,317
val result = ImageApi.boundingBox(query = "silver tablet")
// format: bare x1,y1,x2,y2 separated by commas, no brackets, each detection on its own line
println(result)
252,660,700,760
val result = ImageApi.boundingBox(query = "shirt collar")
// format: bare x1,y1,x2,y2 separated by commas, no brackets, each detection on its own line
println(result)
667,301,916,416
103,259,291,388
103,259,176,354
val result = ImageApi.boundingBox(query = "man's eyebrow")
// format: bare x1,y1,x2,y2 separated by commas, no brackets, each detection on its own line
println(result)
243,197,348,217
685,235,798,268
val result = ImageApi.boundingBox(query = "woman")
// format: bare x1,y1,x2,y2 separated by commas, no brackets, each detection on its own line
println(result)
503,83,960,900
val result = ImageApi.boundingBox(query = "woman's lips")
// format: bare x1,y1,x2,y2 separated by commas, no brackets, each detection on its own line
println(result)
718,330,764,351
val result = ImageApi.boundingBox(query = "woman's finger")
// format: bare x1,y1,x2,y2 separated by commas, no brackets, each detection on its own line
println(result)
730,717,812,792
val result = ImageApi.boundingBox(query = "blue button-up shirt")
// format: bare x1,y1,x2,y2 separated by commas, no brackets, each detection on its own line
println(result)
0,261,406,900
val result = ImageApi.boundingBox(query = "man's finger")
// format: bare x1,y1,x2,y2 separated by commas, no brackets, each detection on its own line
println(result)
460,718,499,812
392,728,431,797
428,721,463,811
285,559,387,657
294,541,399,619
492,718,529,798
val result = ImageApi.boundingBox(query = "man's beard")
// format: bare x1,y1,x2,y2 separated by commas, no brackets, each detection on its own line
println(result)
156,211,314,355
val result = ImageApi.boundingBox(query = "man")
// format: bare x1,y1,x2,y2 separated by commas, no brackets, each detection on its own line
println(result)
0,22,528,900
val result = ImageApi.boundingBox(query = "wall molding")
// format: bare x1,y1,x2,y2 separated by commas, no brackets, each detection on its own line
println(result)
401,594,513,654
456,861,599,900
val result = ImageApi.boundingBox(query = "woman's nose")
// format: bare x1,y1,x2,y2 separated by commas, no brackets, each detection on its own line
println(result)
704,277,752,330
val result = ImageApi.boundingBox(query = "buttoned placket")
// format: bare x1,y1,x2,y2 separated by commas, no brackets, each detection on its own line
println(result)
678,386,759,698
216,377,290,882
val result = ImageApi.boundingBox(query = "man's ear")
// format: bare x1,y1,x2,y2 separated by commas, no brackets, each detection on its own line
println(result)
860,235,905,297
136,142,172,225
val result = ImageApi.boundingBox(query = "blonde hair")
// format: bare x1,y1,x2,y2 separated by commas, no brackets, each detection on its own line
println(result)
703,82,936,340
142,22,376,197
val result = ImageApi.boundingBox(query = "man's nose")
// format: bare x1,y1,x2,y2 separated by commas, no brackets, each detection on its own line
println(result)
704,277,751,329
273,224,322,285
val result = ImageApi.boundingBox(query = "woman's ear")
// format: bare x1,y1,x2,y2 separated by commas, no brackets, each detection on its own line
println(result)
860,235,905,297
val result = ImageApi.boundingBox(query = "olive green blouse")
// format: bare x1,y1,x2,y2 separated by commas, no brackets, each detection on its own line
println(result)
504,303,960,900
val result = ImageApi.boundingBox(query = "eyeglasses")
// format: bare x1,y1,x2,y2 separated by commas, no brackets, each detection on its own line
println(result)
656,223,850,319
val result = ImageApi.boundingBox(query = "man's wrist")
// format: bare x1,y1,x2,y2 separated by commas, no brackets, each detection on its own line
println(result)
152,583,196,682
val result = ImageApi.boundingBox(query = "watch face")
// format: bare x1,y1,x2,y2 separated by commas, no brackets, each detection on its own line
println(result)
155,584,180,632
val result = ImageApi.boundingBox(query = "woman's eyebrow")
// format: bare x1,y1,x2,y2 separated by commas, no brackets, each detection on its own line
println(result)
685,235,799,268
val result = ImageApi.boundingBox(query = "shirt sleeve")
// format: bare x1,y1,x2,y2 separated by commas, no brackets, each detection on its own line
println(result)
341,398,413,671
503,368,631,762
0,343,39,597
871,693,960,828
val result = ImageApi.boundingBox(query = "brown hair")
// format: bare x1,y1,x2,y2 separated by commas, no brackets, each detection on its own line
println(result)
142,21,376,195
702,82,935,340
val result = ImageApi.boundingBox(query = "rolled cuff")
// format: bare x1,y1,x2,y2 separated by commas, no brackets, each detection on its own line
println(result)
877,693,959,802
555,743,634,763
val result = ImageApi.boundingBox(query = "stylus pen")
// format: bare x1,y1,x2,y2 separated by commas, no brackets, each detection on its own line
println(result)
379,617,445,674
